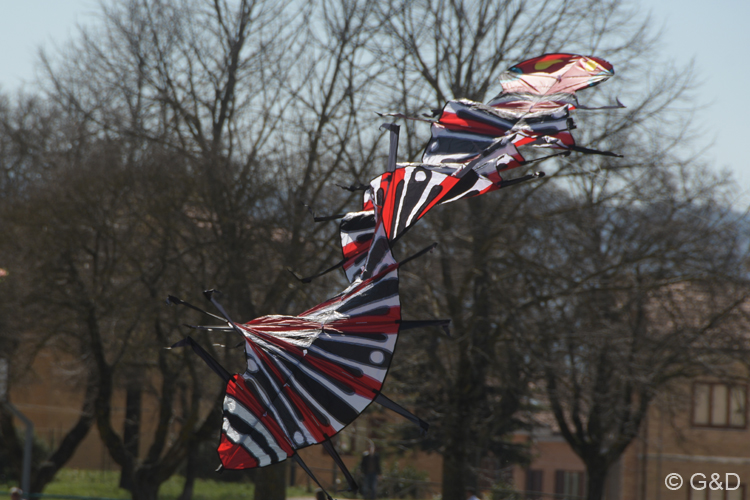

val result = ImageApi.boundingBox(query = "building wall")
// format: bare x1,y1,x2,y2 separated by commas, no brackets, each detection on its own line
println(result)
511,432,586,498
511,376,750,500
631,378,750,500
9,350,162,470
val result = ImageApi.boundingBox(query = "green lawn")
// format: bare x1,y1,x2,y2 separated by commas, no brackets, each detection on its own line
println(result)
1,470,316,500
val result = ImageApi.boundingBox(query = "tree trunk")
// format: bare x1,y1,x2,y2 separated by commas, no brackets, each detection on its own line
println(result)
119,385,142,491
585,460,609,500
131,472,161,500
253,461,287,500
441,402,470,500
178,445,197,500
0,403,23,482
441,197,493,500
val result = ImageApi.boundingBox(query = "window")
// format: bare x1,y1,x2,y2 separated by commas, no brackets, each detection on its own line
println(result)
526,469,543,500
555,471,584,500
693,382,747,428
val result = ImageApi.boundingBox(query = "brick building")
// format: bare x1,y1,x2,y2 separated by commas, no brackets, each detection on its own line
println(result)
511,377,750,500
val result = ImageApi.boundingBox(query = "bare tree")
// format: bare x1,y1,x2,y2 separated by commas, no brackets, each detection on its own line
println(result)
0,94,108,494
3,2,748,500
366,1,749,499
512,162,750,500
30,0,390,498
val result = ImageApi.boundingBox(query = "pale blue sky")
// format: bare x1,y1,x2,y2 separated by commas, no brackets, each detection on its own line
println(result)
0,1,99,89
645,0,750,200
0,0,748,197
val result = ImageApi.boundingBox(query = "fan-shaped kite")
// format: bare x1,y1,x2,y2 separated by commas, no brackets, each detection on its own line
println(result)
168,152,444,498
296,54,623,283
488,53,615,112
303,124,544,283
423,53,621,174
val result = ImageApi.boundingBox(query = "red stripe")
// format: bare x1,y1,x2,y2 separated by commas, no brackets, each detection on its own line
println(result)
246,342,289,393
415,175,460,218
439,112,507,136
281,383,334,441
219,433,259,469
305,351,383,394
342,238,372,259
381,171,403,239
226,376,294,454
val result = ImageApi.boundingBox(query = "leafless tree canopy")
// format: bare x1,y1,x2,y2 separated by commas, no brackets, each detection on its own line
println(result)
1,1,748,500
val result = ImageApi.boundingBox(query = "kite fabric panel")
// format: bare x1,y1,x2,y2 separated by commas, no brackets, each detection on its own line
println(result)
423,99,573,166
487,53,615,113
421,53,618,173
333,53,620,283
169,164,433,495
219,219,400,468
340,166,495,282
287,55,621,286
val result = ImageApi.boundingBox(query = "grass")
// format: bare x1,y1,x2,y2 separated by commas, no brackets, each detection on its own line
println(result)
1,470,318,500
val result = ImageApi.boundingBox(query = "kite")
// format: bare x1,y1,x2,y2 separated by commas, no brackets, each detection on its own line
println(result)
487,53,617,112
297,54,622,283
302,124,545,283
338,134,544,282
423,53,622,175
168,156,445,498
166,53,623,497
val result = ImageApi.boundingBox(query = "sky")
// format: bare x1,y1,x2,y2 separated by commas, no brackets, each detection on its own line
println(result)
644,0,750,201
0,0,748,200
